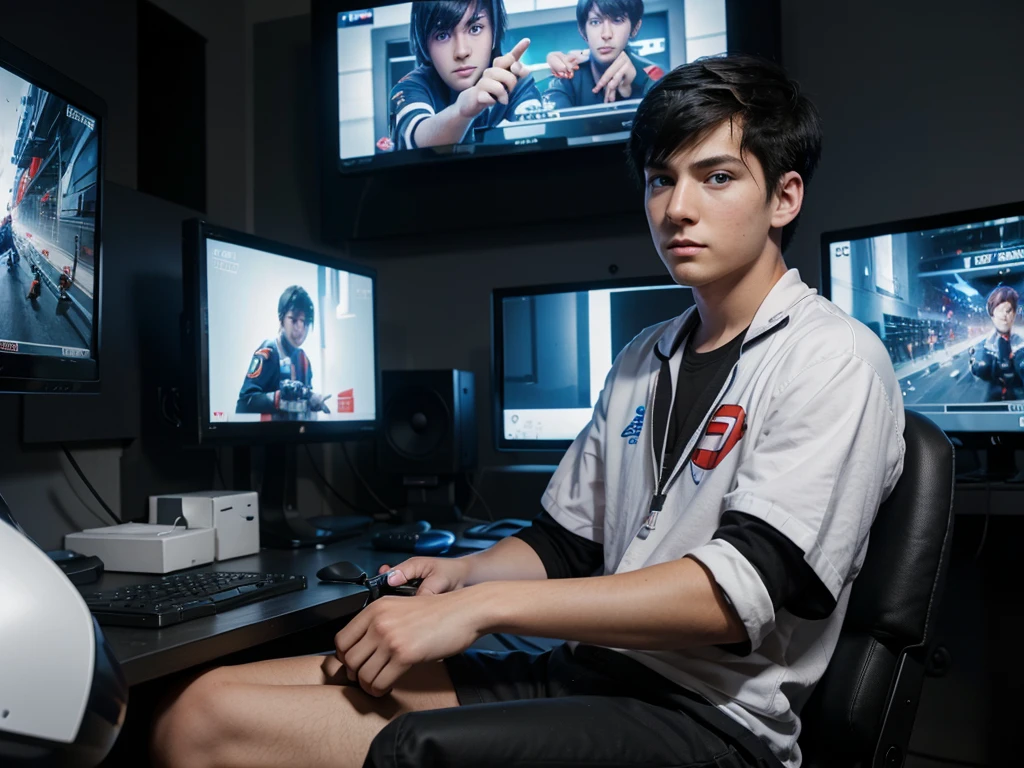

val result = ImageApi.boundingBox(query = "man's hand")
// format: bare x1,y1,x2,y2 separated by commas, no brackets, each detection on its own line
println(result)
375,556,472,596
592,50,637,102
334,589,484,697
456,38,531,119
309,391,333,413
547,49,588,79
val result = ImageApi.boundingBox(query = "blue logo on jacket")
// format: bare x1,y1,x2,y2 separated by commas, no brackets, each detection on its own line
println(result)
620,405,645,445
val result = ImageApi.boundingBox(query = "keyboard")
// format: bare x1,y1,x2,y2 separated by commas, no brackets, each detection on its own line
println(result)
83,571,307,628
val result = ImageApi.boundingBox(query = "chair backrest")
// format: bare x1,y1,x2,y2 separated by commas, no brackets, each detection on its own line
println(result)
800,410,955,768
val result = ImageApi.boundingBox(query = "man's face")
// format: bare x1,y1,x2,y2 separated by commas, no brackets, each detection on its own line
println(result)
582,7,637,66
426,3,494,92
282,311,309,347
644,120,783,290
992,300,1016,334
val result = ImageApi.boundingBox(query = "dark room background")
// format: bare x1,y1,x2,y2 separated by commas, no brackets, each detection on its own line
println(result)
0,1,1021,764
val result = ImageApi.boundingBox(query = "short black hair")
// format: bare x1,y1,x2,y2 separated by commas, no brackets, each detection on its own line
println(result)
627,54,822,252
576,0,644,31
409,0,508,69
278,285,314,328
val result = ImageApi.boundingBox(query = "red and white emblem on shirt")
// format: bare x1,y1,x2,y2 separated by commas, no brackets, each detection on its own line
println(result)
691,404,746,485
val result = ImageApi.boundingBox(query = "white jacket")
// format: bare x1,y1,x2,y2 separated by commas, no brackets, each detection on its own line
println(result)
542,269,906,767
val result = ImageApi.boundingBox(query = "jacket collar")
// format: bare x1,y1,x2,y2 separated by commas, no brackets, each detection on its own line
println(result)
654,268,816,361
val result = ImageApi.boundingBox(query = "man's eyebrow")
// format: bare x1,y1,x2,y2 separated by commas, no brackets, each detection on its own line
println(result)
690,154,745,171
464,12,485,28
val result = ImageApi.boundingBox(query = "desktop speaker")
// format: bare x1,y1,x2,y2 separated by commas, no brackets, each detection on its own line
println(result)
378,369,477,477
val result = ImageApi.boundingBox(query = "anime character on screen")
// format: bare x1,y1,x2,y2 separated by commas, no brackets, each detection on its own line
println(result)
544,0,663,107
386,0,542,151
236,285,333,420
968,285,1024,401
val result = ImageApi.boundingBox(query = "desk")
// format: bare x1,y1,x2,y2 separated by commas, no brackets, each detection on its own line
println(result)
88,524,492,687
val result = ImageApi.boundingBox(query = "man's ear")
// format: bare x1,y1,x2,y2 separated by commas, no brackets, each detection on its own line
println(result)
631,19,643,39
770,171,804,230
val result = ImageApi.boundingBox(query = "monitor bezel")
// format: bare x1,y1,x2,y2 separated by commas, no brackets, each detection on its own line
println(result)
820,198,1024,449
312,0,782,243
492,273,679,452
316,0,780,178
0,37,105,393
182,219,380,446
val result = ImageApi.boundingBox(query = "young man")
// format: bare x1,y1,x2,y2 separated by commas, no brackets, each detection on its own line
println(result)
152,56,905,768
968,285,1024,400
388,0,542,151
545,0,663,107
236,285,332,420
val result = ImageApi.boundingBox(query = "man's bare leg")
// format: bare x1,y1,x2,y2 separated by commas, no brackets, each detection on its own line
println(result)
151,653,459,768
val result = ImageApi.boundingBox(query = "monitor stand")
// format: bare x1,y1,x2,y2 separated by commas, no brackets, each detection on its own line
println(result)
398,475,462,525
241,444,359,548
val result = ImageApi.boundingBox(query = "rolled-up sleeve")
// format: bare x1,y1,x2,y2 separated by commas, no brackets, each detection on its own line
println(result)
689,353,905,653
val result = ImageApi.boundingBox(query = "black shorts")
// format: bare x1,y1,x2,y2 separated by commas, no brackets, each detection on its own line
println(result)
363,643,785,768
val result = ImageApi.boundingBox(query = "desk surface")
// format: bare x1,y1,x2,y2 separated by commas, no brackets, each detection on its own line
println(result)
87,528,486,687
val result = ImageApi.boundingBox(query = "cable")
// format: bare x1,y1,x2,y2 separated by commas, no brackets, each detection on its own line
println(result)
464,471,495,521
972,508,990,562
61,445,120,526
213,448,227,490
340,442,398,519
301,443,373,515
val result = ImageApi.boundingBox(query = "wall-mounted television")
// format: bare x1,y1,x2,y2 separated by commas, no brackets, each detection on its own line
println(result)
313,0,781,241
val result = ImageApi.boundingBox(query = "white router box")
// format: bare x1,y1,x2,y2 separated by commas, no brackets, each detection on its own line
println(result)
148,491,260,561
65,523,215,574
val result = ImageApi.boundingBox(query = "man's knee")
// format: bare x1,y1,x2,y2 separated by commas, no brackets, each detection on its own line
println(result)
150,675,234,768
363,708,477,768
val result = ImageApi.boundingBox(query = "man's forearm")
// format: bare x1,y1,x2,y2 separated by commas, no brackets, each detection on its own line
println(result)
409,104,474,148
461,536,548,586
471,556,748,650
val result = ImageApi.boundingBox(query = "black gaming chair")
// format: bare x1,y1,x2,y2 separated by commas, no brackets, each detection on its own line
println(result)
365,411,955,768
799,410,955,767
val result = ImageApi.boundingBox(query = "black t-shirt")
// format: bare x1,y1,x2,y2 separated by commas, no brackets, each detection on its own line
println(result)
653,326,746,482
515,320,836,628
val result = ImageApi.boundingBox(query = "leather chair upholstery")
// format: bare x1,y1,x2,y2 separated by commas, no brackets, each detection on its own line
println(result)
799,410,955,767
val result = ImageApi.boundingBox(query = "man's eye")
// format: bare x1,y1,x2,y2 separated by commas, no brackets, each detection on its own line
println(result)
434,31,450,42
648,175,672,188
613,16,626,23
469,24,483,34
708,173,732,185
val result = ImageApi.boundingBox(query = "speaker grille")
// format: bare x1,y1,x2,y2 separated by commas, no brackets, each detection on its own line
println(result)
384,387,451,459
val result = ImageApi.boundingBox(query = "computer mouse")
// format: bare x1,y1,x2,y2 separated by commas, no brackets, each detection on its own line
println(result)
316,560,369,584
412,530,457,555
370,528,457,555
316,559,422,600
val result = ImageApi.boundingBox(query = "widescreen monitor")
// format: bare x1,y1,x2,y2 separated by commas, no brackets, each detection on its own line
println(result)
0,38,104,392
182,220,379,444
823,201,1024,441
492,275,692,450
329,0,719,172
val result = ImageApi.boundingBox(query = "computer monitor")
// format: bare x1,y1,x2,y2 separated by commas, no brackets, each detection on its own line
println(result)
822,200,1024,449
182,220,379,446
492,275,693,451
0,38,104,393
